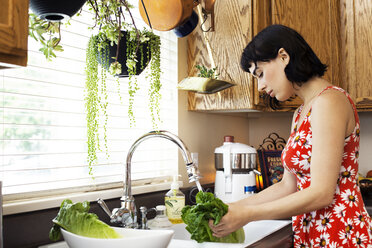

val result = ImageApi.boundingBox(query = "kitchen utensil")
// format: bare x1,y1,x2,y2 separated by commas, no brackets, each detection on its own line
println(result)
214,136,259,203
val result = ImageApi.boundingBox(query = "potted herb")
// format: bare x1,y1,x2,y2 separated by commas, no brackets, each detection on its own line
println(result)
178,65,234,94
195,64,220,79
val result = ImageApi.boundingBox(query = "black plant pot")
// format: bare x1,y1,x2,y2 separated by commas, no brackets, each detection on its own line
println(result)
97,31,152,78
29,0,87,22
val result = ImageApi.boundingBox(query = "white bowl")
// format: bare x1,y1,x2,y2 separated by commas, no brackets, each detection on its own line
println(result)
61,227,174,248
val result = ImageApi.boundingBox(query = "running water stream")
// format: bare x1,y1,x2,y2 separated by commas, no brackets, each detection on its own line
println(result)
195,180,204,192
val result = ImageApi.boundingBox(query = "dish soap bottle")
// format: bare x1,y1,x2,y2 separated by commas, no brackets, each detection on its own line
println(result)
165,175,185,224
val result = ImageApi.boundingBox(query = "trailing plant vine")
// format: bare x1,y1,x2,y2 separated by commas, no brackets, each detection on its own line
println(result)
29,0,163,174
126,31,140,126
85,34,110,173
85,36,100,173
147,32,162,129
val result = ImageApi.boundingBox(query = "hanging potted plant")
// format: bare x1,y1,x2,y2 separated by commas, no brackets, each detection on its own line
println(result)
28,13,64,61
28,0,162,173
29,0,87,22
97,30,152,77
83,0,162,171
28,0,87,60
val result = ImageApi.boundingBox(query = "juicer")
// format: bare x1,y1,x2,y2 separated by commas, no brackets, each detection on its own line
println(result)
214,136,260,203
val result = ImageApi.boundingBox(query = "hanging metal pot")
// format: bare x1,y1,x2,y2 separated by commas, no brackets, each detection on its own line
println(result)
173,10,199,38
29,0,87,22
138,0,196,31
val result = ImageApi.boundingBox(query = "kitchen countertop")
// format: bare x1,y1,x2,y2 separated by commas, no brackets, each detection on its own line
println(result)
248,223,292,248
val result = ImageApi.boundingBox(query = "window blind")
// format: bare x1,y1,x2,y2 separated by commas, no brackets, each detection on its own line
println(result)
0,4,178,200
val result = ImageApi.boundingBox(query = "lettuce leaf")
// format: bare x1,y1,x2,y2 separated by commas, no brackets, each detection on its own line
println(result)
49,199,122,241
181,192,245,243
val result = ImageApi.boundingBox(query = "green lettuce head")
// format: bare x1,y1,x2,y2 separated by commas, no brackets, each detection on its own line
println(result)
181,191,245,243
49,199,122,241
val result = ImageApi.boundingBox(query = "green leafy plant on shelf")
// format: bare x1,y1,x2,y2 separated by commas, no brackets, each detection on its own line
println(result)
195,64,220,79
29,0,162,175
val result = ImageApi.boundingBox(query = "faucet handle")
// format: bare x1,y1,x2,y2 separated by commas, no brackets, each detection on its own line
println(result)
139,206,156,229
139,206,149,229
97,198,113,218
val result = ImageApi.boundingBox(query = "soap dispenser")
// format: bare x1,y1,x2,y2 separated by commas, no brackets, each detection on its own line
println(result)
165,175,185,224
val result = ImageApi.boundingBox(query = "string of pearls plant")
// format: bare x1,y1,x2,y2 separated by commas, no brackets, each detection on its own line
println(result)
29,0,162,174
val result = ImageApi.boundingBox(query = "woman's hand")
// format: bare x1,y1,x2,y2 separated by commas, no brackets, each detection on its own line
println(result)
208,202,251,238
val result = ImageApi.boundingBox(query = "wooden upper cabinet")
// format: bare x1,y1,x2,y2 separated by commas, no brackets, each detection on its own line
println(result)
0,0,29,68
187,0,257,111
187,0,372,112
253,0,342,110
340,0,372,110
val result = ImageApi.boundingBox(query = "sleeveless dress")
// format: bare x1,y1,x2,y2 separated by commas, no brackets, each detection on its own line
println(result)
281,86,372,248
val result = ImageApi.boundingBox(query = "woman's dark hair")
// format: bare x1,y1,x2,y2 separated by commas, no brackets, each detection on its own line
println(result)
241,24,327,85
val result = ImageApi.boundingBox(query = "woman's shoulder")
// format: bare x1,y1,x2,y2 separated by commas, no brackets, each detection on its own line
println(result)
313,86,352,109
311,86,354,124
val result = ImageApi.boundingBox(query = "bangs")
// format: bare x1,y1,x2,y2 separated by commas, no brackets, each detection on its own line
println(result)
240,40,277,73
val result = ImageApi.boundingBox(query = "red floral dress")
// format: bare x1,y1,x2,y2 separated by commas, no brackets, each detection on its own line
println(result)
282,86,372,248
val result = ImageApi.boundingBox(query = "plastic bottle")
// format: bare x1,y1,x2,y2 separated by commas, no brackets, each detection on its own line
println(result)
165,175,185,224
148,205,172,229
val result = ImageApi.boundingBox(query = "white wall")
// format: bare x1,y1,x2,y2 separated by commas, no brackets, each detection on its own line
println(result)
177,38,250,188
359,113,372,175
247,112,292,148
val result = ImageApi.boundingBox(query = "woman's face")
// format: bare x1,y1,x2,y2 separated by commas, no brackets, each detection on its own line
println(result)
249,50,294,101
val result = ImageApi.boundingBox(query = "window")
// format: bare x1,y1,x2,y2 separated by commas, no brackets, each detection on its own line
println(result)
0,6,178,201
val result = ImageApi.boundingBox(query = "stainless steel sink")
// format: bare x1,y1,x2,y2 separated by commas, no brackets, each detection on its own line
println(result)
167,220,291,248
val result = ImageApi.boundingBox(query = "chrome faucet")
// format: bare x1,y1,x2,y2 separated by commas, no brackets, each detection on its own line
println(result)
98,130,202,228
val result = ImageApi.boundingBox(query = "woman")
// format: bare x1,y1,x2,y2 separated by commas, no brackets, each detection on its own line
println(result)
209,24,372,247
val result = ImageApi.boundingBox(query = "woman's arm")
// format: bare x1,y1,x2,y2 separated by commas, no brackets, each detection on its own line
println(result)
234,169,297,206
210,90,354,237
238,107,299,206
231,106,299,206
